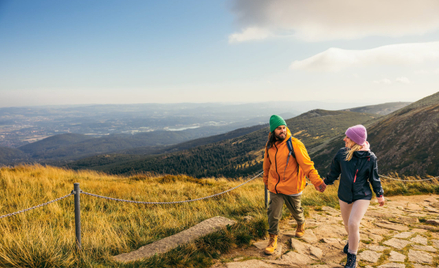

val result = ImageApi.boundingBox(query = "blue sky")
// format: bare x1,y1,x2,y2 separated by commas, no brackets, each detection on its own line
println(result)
1,0,439,107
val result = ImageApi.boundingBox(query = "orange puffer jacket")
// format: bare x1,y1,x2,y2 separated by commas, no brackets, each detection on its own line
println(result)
263,127,324,195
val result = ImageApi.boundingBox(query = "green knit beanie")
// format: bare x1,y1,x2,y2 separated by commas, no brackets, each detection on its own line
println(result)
269,115,287,132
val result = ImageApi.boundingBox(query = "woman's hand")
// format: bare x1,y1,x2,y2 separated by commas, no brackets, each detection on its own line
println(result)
377,195,385,206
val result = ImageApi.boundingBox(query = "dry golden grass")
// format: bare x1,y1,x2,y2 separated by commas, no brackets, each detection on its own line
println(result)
0,165,270,267
0,165,437,267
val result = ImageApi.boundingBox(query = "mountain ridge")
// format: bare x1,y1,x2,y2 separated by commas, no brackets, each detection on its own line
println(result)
310,91,439,176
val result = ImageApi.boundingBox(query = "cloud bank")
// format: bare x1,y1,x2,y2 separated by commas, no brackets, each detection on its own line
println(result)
290,41,439,72
228,0,439,42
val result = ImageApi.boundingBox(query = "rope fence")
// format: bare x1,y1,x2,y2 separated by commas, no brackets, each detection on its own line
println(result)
0,192,73,220
81,170,264,205
1,169,437,250
0,170,264,250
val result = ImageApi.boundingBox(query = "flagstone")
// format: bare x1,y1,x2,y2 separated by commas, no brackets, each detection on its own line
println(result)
377,263,406,268
253,240,269,250
412,265,436,268
358,250,382,263
412,245,437,252
369,228,393,235
408,249,433,264
322,206,340,214
389,216,419,224
411,235,428,245
367,245,389,251
411,228,429,233
384,238,411,249
360,231,384,243
313,224,347,239
272,251,313,266
301,229,319,244
290,238,309,254
388,251,406,262
409,213,429,218
322,237,345,249
424,197,439,203
416,225,439,232
375,222,409,231
432,239,439,248
425,207,439,213
407,203,422,211
226,260,275,268
394,232,414,238
309,246,323,259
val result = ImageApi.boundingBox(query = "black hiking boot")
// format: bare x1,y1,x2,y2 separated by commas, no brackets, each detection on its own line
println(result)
343,242,349,254
345,252,356,268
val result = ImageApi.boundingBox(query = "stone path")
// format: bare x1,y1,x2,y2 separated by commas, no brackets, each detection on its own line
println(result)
113,216,236,262
212,195,439,268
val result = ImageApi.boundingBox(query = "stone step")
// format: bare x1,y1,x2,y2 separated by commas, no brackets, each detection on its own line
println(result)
114,216,236,263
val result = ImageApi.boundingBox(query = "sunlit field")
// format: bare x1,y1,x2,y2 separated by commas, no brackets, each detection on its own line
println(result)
0,165,437,267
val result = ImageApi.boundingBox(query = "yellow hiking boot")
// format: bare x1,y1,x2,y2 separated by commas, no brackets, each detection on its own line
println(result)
295,222,305,237
264,234,278,255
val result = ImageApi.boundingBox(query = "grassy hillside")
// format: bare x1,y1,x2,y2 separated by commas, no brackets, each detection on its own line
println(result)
19,133,95,154
310,91,439,176
1,165,438,267
0,147,29,165
67,110,379,178
343,102,411,115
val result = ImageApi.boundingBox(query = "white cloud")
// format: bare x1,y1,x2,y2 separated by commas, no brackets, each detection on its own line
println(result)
373,79,392,85
229,0,439,42
414,68,439,74
290,41,439,72
396,77,410,84
228,27,272,43
372,77,410,84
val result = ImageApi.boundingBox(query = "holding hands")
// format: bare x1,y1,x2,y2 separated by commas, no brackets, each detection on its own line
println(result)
315,181,327,192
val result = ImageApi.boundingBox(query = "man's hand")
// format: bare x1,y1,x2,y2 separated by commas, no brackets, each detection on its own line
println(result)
315,182,326,192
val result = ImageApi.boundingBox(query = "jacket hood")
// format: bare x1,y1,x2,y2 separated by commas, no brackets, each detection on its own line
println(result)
353,150,372,158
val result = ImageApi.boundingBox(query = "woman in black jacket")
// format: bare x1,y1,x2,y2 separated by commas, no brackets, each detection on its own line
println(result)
322,124,385,268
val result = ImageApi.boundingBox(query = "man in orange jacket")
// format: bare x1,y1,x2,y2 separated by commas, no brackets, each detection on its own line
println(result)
263,115,326,255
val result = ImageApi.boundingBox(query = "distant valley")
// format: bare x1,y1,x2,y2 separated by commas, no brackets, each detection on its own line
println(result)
3,98,434,180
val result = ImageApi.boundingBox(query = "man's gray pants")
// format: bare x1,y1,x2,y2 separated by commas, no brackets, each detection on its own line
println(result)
268,191,305,235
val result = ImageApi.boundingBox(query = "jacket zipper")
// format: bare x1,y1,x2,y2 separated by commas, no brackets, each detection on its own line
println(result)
354,169,358,183
274,144,280,194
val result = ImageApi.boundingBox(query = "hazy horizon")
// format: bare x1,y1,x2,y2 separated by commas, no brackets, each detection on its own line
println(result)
0,99,413,110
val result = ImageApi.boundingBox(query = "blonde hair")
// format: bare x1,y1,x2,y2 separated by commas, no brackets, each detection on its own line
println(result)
345,144,362,161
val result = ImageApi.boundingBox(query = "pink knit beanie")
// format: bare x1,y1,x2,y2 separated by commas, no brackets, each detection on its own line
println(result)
345,125,367,145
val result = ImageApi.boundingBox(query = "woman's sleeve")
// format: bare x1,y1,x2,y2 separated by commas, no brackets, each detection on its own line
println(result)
324,151,341,185
370,159,384,196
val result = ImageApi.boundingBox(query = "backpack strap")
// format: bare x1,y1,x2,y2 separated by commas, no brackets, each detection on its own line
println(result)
284,137,298,178
286,137,296,159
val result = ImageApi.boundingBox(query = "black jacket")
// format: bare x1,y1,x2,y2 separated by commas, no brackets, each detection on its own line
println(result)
324,148,384,204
